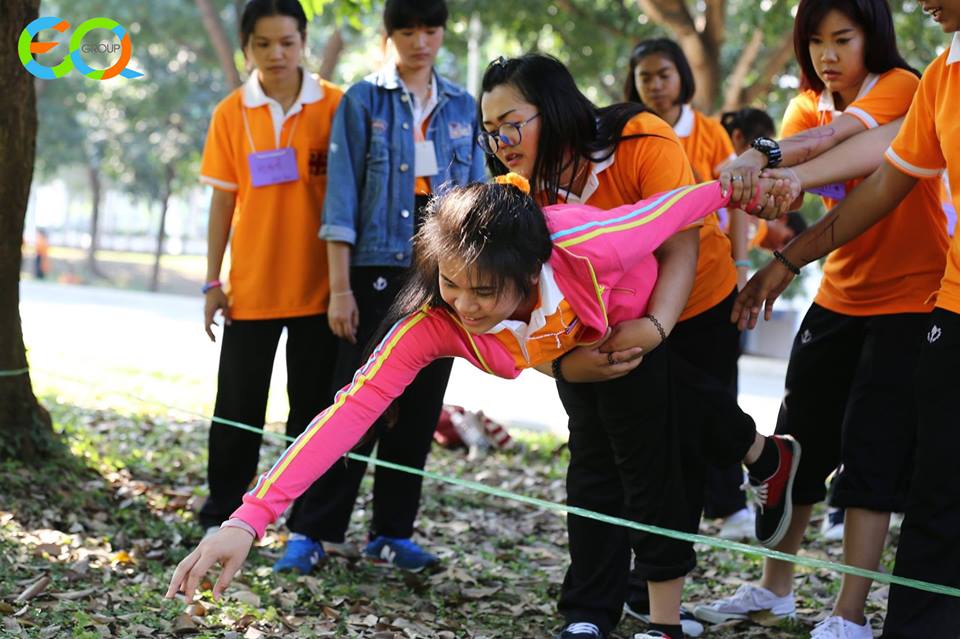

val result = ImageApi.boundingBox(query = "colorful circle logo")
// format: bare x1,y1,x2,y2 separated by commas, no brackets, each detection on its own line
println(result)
18,16,144,80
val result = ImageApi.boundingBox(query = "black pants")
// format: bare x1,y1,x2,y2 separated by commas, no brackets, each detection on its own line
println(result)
882,308,960,638
776,304,925,510
671,288,747,519
199,314,338,532
558,345,704,635
286,266,453,542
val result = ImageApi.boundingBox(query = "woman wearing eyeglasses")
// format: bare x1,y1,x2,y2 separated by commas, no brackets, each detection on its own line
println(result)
478,54,793,639
274,0,485,574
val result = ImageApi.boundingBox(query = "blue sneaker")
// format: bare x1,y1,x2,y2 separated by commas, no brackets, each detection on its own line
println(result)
363,536,439,572
273,534,324,574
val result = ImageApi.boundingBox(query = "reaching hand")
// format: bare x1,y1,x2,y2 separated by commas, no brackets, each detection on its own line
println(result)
719,149,766,208
558,330,644,383
731,259,796,330
204,289,231,342
165,526,254,602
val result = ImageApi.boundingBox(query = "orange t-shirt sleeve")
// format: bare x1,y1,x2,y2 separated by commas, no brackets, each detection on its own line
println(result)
845,70,919,130
200,100,240,192
885,61,946,179
779,92,819,139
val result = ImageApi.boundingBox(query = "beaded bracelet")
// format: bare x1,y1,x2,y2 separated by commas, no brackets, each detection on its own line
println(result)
772,250,801,275
645,313,667,343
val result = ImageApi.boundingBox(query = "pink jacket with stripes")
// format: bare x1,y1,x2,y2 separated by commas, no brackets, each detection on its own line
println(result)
233,181,732,537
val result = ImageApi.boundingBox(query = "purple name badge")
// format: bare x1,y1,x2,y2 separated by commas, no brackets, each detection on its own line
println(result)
806,182,846,200
248,147,299,187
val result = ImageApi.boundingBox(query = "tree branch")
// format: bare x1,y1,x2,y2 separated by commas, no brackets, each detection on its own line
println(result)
721,29,764,111
704,0,726,50
741,30,796,106
194,0,241,89
317,29,344,80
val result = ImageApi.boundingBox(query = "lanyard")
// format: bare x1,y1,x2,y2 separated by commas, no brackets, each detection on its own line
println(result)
241,107,301,153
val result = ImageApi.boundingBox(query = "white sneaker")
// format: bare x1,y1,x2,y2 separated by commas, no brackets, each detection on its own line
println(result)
820,508,845,542
810,615,873,638
693,584,796,624
718,508,755,541
633,633,673,639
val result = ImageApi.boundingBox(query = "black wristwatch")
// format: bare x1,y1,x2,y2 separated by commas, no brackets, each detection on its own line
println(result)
751,136,782,168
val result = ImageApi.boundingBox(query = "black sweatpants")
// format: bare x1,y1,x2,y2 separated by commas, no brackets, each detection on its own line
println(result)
557,344,704,635
286,266,453,542
882,308,960,638
671,288,747,519
198,314,338,532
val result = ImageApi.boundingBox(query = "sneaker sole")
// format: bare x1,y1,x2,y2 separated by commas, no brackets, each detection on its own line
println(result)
693,606,795,625
759,435,801,549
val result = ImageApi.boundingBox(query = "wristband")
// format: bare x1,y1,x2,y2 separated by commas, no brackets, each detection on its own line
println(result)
551,355,567,384
202,279,222,294
331,290,354,297
735,260,751,268
772,250,801,275
645,313,667,343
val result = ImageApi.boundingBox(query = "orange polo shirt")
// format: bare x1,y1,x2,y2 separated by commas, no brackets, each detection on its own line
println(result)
781,68,947,315
200,72,343,320
885,35,960,314
673,106,739,320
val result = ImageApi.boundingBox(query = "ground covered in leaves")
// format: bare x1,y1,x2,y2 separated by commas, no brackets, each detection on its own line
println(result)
1,398,897,638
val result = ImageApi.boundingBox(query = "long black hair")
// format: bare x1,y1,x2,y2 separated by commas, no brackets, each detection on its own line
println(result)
720,108,775,144
623,38,696,106
793,0,918,93
239,0,307,49
366,180,552,358
479,54,651,205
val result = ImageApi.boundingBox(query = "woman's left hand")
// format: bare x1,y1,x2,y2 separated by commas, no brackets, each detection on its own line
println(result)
719,149,766,207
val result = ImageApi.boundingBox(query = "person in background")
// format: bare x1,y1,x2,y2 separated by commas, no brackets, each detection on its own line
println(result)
196,0,344,553
271,0,487,574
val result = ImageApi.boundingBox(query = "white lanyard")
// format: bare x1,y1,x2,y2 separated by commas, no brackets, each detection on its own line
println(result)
241,107,301,153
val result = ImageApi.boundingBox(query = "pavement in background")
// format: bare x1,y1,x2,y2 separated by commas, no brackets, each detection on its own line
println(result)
20,281,784,437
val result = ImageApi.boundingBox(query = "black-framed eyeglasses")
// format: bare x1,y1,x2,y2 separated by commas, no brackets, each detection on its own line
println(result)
476,113,540,156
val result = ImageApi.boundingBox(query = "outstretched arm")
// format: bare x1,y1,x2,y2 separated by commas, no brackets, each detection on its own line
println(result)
732,161,917,329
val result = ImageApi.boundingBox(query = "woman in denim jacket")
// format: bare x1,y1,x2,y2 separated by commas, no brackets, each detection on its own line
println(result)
271,0,486,574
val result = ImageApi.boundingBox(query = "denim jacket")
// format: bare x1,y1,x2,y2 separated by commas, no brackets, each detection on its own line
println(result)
320,67,487,266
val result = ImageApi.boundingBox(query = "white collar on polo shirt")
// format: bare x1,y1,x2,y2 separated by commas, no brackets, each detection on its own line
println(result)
556,153,616,205
672,104,695,138
483,263,567,363
948,32,960,65
242,68,324,147
817,72,879,115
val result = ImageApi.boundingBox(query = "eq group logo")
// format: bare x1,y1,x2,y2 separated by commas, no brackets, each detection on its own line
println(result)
18,16,144,80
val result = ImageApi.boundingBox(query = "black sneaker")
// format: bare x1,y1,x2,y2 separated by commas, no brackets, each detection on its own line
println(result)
557,622,605,638
746,435,801,547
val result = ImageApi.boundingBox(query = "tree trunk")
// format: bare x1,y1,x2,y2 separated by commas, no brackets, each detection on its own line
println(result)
150,166,174,293
195,0,242,89
317,29,344,80
85,162,107,279
0,0,54,460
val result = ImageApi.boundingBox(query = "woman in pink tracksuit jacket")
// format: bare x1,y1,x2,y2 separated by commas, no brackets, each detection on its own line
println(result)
167,174,776,635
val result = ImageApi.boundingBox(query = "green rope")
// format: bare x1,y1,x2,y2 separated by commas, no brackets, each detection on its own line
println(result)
0,367,29,377
34,368,960,598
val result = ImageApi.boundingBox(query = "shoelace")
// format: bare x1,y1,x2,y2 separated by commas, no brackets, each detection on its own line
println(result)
740,478,769,512
565,622,600,636
713,584,766,609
